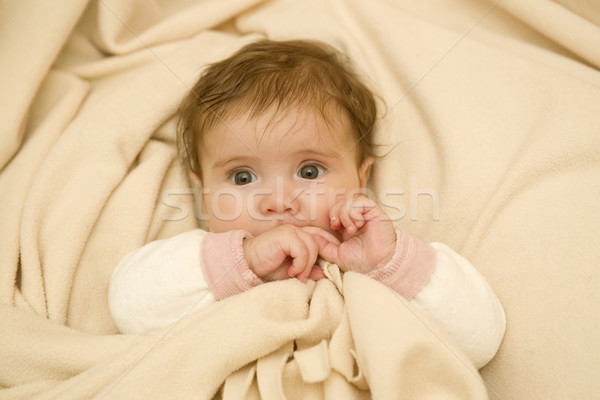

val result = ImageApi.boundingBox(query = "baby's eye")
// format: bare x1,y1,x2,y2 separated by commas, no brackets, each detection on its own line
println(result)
231,170,256,185
298,164,325,180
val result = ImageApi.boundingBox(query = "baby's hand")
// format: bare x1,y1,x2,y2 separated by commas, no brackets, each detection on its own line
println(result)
242,225,337,282
314,196,397,274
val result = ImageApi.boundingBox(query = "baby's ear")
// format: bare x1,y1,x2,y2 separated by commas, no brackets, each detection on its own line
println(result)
189,171,202,188
358,157,374,188
189,171,208,228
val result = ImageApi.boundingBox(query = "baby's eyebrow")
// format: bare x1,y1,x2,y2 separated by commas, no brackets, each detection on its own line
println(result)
212,148,342,169
212,156,255,168
293,148,342,159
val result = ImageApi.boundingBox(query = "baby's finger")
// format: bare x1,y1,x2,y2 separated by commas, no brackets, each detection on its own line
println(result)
339,197,360,234
293,230,320,282
281,230,309,278
308,265,326,281
313,234,341,266
329,200,345,231
300,226,341,246
347,196,376,229
284,230,314,281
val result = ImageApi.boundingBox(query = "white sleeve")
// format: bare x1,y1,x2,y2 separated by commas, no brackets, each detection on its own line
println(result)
409,242,506,369
108,229,216,334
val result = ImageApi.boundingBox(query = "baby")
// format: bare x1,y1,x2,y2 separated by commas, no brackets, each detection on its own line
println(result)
109,39,505,368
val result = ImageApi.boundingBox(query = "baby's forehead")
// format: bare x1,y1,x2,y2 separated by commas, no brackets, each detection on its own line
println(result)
199,102,357,160
228,101,354,141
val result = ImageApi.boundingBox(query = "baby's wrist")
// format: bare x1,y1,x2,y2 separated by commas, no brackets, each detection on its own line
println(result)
376,230,397,269
367,227,436,299
242,237,257,275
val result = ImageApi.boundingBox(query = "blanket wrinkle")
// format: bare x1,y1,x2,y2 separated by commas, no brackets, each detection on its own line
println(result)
496,0,600,68
1,0,599,398
92,0,267,55
0,69,89,306
0,0,88,170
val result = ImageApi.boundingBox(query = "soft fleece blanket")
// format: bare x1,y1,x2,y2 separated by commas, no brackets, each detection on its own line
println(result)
1,0,599,399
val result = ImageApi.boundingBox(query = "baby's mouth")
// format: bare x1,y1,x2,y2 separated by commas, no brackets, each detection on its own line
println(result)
271,212,309,225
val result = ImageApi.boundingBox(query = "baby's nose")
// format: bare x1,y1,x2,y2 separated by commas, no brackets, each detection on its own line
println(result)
256,178,302,217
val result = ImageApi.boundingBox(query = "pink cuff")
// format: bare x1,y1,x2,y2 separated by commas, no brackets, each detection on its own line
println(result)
202,230,264,300
366,227,436,299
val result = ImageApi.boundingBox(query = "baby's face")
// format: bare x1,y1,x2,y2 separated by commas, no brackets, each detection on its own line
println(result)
195,106,371,238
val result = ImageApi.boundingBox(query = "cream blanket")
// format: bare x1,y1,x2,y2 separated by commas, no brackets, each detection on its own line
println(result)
1,0,599,398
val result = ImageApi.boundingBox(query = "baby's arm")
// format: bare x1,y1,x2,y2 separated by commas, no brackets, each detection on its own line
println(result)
318,196,506,368
108,226,330,334
108,230,216,334
368,230,506,369
408,243,506,369
109,223,505,368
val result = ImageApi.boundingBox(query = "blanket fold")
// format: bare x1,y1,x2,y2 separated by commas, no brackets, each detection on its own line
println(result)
1,274,488,399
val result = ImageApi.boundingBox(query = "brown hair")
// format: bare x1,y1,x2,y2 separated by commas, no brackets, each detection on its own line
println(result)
177,39,379,177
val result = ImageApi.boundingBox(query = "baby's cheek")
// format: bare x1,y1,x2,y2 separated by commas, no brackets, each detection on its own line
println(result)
205,192,245,232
